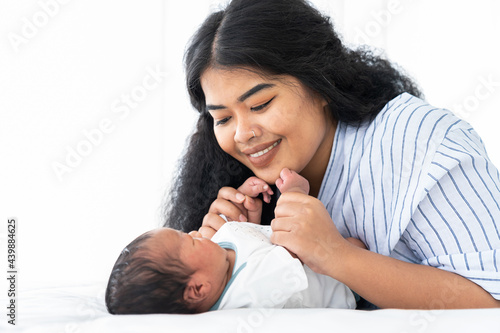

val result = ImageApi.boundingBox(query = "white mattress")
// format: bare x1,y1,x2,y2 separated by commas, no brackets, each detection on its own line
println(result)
3,282,499,333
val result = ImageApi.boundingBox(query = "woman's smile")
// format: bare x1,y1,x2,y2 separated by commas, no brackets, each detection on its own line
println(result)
244,139,282,167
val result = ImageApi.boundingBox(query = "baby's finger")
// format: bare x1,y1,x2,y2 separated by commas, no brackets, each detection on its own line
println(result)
259,186,274,203
238,177,274,198
262,192,271,204
275,177,284,192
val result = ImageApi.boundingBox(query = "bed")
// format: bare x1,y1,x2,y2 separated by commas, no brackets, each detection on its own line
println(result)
4,281,499,333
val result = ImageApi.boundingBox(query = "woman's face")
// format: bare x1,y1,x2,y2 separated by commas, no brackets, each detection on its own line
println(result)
200,67,336,188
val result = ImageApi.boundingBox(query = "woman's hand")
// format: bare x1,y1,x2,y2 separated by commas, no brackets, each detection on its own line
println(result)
270,191,350,276
199,177,273,236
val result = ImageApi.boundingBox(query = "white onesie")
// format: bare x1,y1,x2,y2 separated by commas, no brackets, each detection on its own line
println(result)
209,222,356,310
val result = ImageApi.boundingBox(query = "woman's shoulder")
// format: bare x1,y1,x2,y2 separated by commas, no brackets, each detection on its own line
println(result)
333,92,474,180
368,92,469,148
341,93,461,140
378,92,459,127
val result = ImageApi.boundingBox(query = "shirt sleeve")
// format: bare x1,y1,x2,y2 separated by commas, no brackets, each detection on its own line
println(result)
404,126,500,300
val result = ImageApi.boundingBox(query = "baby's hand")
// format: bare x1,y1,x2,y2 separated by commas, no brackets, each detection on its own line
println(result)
238,176,274,203
236,176,274,224
275,168,310,195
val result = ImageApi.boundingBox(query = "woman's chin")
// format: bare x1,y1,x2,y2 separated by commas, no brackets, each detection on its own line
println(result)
252,169,281,187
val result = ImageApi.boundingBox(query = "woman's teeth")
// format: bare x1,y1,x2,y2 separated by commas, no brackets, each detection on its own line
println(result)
249,140,280,158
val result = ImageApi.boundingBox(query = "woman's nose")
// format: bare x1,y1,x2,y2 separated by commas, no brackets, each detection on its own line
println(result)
234,116,256,143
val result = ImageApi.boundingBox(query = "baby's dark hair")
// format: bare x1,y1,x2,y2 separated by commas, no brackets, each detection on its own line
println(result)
105,231,196,314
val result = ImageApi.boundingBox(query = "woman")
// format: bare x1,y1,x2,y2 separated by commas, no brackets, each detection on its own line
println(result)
164,0,500,309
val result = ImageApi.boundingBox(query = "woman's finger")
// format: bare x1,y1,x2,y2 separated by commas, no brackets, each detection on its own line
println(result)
270,217,296,233
188,230,203,238
208,198,248,222
197,225,217,239
241,195,258,212
243,196,263,224
201,212,227,233
274,199,305,219
217,186,246,203
215,186,249,220
270,222,299,253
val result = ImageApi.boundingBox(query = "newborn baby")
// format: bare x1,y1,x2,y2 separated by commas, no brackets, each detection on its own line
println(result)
105,168,357,314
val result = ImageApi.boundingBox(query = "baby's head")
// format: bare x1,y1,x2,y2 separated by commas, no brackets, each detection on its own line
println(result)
105,228,231,314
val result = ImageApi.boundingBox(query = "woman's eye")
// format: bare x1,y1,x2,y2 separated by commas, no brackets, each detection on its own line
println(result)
215,117,230,126
251,97,275,112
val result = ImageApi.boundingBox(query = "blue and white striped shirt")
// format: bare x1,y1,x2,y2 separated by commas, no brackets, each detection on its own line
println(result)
318,93,500,299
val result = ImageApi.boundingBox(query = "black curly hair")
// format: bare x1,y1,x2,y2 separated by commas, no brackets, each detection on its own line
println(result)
162,0,421,232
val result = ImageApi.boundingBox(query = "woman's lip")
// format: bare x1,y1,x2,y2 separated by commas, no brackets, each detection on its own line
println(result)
241,139,282,155
245,139,281,168
248,140,280,158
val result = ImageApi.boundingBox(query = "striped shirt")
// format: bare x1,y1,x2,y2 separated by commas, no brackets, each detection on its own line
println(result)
318,93,500,300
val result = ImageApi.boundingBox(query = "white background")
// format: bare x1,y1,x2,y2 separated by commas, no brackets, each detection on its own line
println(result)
0,0,499,289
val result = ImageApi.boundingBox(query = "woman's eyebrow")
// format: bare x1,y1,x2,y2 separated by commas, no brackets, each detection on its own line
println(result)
206,83,275,111
237,83,275,102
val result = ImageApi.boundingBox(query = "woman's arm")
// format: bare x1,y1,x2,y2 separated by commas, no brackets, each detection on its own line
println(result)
271,192,500,309
336,242,500,309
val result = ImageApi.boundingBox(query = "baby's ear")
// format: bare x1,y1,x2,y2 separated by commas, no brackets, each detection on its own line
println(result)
183,280,210,305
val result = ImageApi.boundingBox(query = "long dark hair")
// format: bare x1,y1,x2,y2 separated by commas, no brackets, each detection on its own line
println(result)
163,0,421,231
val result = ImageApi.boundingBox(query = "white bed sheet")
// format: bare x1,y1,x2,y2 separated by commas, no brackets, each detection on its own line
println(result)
2,282,499,333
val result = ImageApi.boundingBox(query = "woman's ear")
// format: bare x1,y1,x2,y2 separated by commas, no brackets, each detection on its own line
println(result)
321,96,330,109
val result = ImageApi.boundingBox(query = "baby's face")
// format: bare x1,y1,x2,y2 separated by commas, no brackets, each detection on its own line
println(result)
148,228,231,286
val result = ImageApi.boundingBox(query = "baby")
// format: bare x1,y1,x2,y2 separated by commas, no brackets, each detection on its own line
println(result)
105,169,357,314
